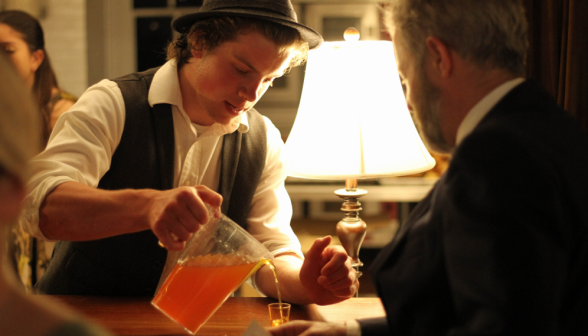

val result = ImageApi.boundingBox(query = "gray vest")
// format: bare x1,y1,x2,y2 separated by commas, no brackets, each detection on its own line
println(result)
35,67,267,296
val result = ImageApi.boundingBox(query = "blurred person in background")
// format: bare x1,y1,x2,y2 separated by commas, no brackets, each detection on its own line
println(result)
0,9,77,291
0,51,111,336
0,10,76,142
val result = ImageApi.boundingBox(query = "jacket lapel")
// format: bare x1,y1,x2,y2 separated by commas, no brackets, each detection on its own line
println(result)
370,179,440,279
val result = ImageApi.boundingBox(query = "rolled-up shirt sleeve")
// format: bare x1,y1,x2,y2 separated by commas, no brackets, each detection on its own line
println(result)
246,117,303,259
245,117,303,293
19,79,125,240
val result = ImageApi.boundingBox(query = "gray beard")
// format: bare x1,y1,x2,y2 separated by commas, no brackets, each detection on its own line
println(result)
412,67,453,155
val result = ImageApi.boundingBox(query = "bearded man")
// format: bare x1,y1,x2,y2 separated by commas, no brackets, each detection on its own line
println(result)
270,0,588,335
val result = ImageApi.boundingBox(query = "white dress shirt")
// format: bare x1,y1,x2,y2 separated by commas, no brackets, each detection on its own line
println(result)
19,60,303,287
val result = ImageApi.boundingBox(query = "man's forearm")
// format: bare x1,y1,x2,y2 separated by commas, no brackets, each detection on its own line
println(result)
39,181,151,241
256,254,314,305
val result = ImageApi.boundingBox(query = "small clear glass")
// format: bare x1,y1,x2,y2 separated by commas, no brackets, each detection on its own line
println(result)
268,303,291,326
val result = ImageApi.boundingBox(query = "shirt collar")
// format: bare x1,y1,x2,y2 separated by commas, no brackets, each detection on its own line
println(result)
456,77,525,145
148,60,250,136
204,113,250,138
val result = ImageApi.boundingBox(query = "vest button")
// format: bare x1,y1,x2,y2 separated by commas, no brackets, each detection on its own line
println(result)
153,261,162,270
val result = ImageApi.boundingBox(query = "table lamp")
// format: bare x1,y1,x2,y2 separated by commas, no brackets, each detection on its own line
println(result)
284,29,435,276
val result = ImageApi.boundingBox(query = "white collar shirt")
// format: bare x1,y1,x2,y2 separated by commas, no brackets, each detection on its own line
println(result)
20,60,302,288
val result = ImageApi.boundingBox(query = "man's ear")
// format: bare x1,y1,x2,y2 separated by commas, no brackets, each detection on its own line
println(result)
425,36,452,78
191,46,204,59
30,49,45,73
189,33,205,59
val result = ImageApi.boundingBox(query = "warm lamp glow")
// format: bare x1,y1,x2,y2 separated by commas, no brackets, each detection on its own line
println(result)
284,40,435,179
344,27,360,41
284,38,436,281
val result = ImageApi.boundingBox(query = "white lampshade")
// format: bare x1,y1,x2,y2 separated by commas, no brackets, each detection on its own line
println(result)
284,40,436,180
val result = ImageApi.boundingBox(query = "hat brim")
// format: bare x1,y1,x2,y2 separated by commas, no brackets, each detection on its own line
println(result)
172,8,323,49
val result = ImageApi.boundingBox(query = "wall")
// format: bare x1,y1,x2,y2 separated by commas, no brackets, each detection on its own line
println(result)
41,0,87,97
86,0,134,85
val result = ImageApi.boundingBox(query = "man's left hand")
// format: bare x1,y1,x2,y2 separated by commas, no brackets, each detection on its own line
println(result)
299,236,359,305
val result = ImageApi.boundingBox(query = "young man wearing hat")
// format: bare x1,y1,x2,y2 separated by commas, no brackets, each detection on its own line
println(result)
20,0,359,305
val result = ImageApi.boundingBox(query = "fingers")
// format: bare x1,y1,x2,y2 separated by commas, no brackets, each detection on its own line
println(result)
163,189,207,236
181,188,210,225
320,246,349,275
317,246,359,297
154,226,186,251
318,270,359,296
305,236,332,263
182,186,223,225
317,265,357,293
318,261,353,287
173,185,224,230
149,186,223,250
195,185,223,216
174,201,203,235
170,219,194,242
328,276,360,297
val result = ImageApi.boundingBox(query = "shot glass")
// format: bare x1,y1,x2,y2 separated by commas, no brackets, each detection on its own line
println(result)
268,303,291,326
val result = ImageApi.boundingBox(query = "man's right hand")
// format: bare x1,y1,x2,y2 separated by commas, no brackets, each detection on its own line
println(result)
146,185,222,250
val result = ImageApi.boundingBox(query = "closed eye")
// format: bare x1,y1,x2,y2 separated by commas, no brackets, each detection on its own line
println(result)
0,43,15,54
235,65,248,74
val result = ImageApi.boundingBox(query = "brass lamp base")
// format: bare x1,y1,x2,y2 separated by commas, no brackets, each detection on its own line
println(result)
335,179,367,278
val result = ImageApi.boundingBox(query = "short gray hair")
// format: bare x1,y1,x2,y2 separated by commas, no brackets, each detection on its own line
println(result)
386,0,528,76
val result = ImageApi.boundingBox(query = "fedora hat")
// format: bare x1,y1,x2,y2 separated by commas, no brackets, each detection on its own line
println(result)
172,0,323,49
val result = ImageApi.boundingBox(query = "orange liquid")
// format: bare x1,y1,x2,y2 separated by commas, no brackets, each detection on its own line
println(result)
152,255,259,334
271,317,289,326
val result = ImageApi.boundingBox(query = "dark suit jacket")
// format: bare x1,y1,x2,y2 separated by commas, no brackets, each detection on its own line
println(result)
359,80,588,335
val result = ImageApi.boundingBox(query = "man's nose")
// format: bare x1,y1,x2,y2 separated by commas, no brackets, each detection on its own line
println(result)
239,79,263,102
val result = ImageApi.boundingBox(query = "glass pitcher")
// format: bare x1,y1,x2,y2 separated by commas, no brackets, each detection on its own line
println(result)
152,205,273,335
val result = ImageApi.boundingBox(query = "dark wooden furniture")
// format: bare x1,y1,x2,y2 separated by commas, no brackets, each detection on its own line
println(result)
48,296,386,336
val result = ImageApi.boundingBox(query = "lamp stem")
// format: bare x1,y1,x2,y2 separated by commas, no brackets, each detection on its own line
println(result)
335,179,367,280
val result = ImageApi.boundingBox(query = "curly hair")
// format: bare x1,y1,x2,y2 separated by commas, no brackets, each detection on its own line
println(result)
167,16,308,73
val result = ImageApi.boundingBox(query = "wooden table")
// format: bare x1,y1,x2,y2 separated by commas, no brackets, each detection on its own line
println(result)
48,296,386,336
